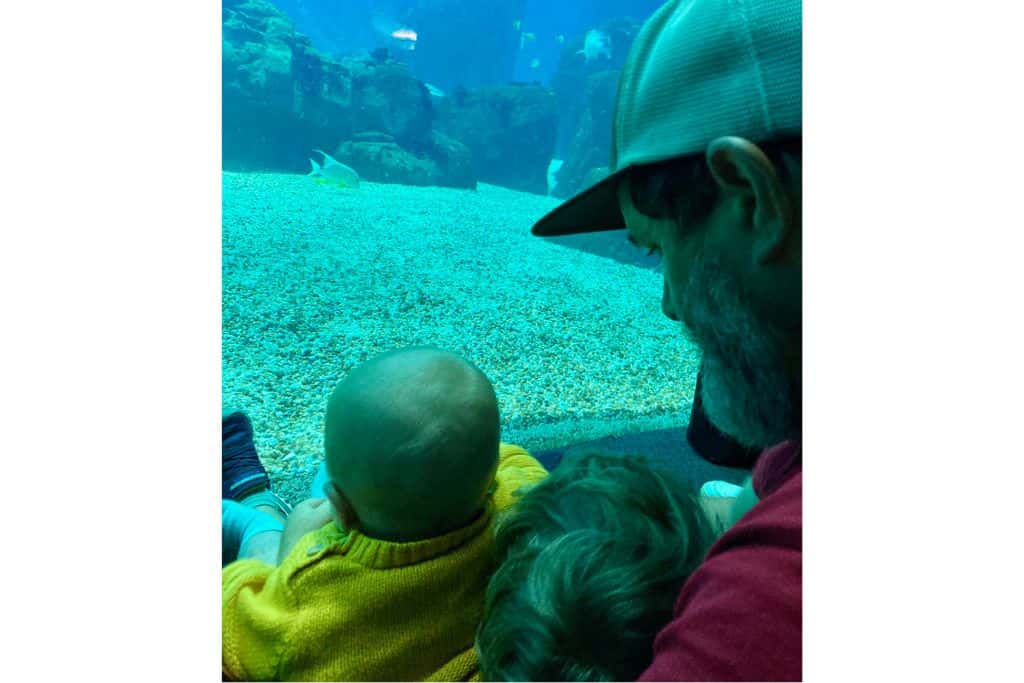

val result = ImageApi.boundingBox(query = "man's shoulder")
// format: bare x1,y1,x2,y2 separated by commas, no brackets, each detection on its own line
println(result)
640,458,802,681
715,466,801,556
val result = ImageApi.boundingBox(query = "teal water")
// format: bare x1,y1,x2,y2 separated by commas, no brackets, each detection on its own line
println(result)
222,172,701,503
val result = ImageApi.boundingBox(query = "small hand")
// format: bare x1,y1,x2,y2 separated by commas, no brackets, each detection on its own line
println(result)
278,497,334,564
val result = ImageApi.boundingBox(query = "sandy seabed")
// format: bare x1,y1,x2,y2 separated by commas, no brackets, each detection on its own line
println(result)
223,172,702,503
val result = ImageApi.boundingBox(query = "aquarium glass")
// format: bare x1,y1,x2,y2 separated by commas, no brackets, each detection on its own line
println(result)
222,0,744,504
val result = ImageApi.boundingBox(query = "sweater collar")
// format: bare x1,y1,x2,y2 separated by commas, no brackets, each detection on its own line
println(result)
322,500,495,569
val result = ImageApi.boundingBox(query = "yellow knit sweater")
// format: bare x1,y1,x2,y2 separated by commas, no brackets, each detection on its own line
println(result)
222,442,547,681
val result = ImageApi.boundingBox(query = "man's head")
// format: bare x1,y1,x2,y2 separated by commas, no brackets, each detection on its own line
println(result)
621,137,802,448
322,347,500,541
531,0,802,448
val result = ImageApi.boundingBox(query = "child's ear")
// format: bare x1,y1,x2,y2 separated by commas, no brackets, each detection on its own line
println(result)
324,481,359,531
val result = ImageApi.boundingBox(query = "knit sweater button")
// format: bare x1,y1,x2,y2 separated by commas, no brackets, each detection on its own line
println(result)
306,543,324,556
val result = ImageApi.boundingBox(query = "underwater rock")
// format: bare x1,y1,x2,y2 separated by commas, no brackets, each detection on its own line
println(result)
550,17,641,183
552,69,620,199
223,0,435,174
222,0,297,114
333,133,475,190
332,140,432,186
352,131,396,143
223,0,467,185
426,131,476,190
291,38,353,132
436,83,556,195
342,59,435,154
223,0,355,171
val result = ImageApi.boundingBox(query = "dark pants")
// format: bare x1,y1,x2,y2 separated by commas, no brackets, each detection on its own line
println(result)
686,365,762,470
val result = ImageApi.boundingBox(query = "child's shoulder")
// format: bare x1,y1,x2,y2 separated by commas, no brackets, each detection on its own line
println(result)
277,522,350,574
498,442,530,458
494,443,548,511
497,442,547,475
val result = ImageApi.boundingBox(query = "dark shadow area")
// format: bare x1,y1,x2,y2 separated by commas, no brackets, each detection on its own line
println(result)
543,230,663,270
535,426,751,488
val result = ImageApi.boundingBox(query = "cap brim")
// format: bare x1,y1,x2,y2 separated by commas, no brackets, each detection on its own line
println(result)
531,168,628,237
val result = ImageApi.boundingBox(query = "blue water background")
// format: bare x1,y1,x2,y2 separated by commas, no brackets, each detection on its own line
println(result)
222,0,742,499
268,0,664,86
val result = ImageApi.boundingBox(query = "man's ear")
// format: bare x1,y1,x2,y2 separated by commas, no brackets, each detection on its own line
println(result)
706,136,794,264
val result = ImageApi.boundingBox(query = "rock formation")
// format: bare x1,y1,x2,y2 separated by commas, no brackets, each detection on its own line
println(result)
436,83,557,195
222,0,475,189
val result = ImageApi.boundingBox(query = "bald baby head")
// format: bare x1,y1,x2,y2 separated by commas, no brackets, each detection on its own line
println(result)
323,347,500,541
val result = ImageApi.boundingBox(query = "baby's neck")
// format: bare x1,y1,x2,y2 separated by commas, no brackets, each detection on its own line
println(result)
355,505,486,543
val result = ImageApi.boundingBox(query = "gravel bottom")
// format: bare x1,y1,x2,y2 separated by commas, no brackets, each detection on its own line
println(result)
223,172,702,504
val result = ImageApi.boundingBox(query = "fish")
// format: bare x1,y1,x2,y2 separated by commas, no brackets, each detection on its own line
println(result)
390,28,417,42
555,34,565,45
512,19,521,31
519,31,536,50
424,82,445,98
546,158,564,195
308,150,360,188
530,58,541,69
577,29,612,63
390,27,418,50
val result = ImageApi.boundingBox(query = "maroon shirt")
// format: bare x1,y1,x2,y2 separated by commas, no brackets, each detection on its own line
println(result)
639,440,802,681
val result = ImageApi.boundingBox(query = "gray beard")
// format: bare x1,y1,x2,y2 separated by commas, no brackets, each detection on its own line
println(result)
679,253,800,449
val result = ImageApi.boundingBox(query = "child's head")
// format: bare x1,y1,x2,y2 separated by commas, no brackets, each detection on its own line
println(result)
322,347,500,542
476,452,718,681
